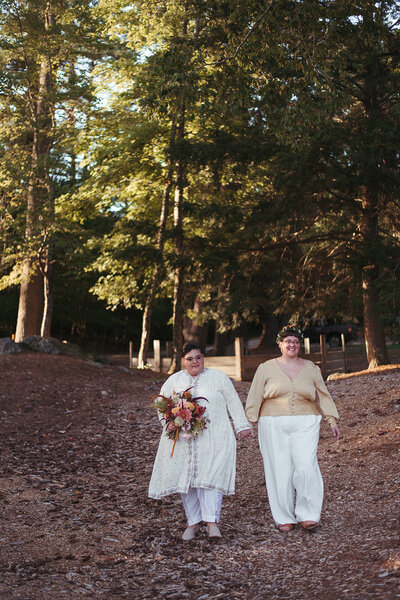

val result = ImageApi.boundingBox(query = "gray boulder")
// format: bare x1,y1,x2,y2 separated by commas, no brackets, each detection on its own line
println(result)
38,337,62,355
18,335,41,352
0,337,22,354
19,336,83,357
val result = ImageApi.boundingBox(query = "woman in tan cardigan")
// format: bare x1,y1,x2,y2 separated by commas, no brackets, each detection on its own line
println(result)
245,325,340,532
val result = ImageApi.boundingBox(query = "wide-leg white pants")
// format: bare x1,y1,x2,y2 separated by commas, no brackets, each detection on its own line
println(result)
258,415,323,525
180,487,223,526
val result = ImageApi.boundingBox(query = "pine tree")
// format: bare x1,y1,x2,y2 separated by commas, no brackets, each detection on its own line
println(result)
246,0,400,366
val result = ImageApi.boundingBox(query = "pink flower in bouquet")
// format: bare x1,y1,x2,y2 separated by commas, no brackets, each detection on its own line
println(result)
177,408,192,421
196,405,206,417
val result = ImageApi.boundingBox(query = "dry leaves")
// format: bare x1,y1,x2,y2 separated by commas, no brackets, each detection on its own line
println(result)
0,353,399,599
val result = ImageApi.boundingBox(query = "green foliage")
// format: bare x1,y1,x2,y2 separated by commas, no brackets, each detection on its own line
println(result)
0,0,398,351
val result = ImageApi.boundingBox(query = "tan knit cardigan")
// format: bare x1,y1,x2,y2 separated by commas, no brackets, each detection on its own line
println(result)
245,359,339,428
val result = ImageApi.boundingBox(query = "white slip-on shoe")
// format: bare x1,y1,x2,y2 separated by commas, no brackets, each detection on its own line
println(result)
207,523,222,539
182,524,200,541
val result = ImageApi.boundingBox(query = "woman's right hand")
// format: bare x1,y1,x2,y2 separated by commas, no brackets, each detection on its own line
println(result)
331,426,340,441
237,428,253,440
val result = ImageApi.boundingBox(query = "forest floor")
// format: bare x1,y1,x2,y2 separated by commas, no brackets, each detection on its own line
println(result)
0,353,399,600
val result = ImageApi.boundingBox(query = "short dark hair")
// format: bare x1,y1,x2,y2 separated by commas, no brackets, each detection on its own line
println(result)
182,341,203,357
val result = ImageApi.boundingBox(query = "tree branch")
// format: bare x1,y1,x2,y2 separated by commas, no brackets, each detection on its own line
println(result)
200,1,277,67
215,231,358,255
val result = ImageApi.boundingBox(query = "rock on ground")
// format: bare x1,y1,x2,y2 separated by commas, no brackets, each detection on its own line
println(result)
0,353,399,600
0,337,21,354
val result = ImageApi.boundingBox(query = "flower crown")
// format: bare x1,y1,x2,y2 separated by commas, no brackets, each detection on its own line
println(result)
276,325,304,344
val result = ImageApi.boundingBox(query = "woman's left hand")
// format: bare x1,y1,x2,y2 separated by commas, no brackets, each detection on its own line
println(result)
331,426,340,441
237,428,253,440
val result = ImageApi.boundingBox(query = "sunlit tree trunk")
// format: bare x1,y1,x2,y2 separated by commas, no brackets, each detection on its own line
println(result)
15,258,44,341
15,4,55,341
40,242,54,337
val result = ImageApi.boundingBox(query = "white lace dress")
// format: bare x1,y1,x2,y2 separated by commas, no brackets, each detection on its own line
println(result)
148,368,250,499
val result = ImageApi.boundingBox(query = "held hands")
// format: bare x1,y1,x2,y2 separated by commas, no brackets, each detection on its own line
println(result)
331,425,340,442
237,428,253,440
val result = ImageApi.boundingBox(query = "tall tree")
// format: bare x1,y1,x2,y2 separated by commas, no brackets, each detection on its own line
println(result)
247,0,400,366
64,0,399,370
86,1,269,369
137,117,176,368
0,0,104,340
7,2,56,341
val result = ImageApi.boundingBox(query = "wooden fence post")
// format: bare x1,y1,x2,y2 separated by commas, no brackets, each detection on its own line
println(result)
341,333,348,372
304,337,311,354
235,337,244,381
153,339,161,372
320,334,327,378
129,341,134,369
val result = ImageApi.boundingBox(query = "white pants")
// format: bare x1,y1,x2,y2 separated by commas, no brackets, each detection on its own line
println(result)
258,415,323,525
180,487,223,526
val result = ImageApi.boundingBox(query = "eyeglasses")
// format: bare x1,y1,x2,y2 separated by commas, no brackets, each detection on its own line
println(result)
282,339,301,345
184,355,203,361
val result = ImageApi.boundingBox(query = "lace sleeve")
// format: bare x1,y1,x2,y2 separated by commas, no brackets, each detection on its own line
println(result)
222,373,251,433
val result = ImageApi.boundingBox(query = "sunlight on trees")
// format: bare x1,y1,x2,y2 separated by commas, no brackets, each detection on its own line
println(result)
0,0,398,368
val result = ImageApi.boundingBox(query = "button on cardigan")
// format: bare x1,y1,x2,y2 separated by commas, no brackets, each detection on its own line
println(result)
245,359,339,428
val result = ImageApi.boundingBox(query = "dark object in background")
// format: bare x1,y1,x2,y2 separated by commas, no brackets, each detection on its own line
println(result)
303,320,358,348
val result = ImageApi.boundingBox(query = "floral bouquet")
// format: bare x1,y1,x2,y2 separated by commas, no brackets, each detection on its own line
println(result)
151,387,208,457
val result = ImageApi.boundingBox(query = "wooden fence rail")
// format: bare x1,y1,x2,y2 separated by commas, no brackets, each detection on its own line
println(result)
130,334,348,380
235,336,327,380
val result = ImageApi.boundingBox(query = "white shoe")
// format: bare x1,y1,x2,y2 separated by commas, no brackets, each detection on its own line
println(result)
207,523,222,539
182,524,199,541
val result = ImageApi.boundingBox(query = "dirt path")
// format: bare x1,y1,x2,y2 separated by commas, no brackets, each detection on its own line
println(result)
0,353,399,599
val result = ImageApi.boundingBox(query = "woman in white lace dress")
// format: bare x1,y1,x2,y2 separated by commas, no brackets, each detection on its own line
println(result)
149,342,252,540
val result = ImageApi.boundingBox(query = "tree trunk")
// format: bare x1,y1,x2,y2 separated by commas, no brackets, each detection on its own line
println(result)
212,326,228,356
15,129,47,341
168,109,186,373
168,171,185,374
15,5,55,341
359,21,389,369
252,310,280,350
362,265,389,367
183,297,208,351
360,195,389,367
168,17,190,374
40,245,53,337
40,145,55,338
137,117,176,368
137,264,161,369
15,258,44,341
211,284,229,355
